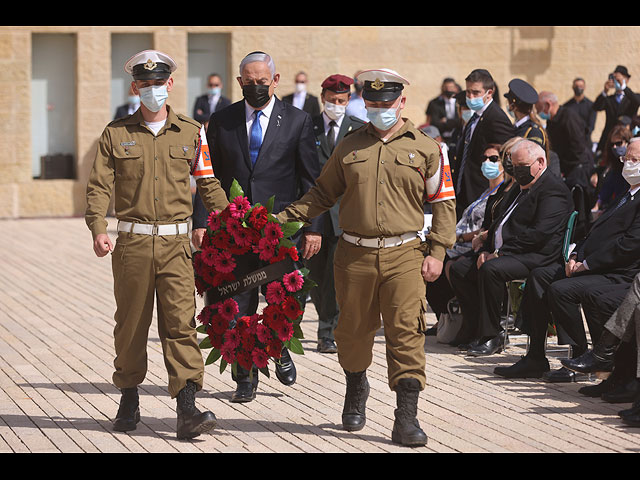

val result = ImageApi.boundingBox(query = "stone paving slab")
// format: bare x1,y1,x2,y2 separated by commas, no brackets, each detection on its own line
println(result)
1,217,639,453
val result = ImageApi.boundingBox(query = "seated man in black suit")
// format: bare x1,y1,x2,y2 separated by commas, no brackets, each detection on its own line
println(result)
495,139,640,381
448,139,573,356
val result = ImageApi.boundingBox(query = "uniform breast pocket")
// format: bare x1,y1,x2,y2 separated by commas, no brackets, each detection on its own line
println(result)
169,145,194,182
342,151,369,184
394,153,424,192
114,145,143,180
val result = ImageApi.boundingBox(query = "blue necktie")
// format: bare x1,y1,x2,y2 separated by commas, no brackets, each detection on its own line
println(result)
249,110,263,166
456,113,479,192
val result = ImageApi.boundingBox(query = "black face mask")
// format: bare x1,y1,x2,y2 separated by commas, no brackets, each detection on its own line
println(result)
513,164,535,186
573,87,584,96
242,83,271,109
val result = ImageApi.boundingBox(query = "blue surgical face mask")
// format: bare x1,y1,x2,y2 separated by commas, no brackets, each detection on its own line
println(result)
208,87,221,96
366,99,402,131
613,145,627,158
466,92,488,111
481,159,502,180
539,110,550,121
139,84,169,112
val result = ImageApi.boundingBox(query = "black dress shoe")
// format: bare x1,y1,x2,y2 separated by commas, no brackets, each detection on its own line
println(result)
542,367,580,383
275,348,297,386
601,378,640,404
467,334,505,356
317,338,338,353
230,381,257,403
494,355,550,379
621,411,640,427
456,338,480,352
618,398,640,418
560,350,615,375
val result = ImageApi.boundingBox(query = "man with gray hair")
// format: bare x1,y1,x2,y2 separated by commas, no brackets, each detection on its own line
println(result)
536,90,593,190
191,50,323,402
449,138,573,356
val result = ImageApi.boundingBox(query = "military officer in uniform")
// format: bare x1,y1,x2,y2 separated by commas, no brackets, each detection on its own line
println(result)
308,74,366,354
504,79,548,153
85,50,229,439
276,68,457,447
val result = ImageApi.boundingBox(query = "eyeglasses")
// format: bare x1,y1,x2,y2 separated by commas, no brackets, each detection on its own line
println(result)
612,140,627,147
620,156,640,164
481,155,500,162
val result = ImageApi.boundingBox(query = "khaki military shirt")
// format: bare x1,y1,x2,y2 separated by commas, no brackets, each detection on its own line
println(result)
85,106,228,238
277,119,457,260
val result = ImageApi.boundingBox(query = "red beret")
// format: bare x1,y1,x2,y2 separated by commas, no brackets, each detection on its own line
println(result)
321,74,354,93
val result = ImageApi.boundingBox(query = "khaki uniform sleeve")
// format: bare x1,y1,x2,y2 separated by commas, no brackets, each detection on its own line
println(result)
427,199,457,261
196,177,229,213
85,128,115,239
276,147,346,225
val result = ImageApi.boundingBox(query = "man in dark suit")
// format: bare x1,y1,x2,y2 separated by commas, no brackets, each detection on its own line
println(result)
192,73,232,126
307,74,366,354
448,139,573,355
454,69,516,218
593,66,640,154
563,77,596,148
494,139,640,381
536,90,593,190
426,77,461,153
191,51,323,402
282,71,321,117
113,85,140,120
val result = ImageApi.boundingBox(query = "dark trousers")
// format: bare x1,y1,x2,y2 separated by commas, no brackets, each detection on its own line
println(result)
305,233,340,342
521,262,632,360
448,253,531,341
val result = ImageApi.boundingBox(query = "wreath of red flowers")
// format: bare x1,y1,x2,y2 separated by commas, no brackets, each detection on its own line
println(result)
193,180,315,378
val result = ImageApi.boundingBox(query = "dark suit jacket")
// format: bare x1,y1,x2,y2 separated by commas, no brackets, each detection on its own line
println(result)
546,105,593,181
484,169,574,270
574,188,640,278
593,87,640,151
192,96,323,235
192,94,232,124
282,92,321,117
454,100,516,215
311,113,367,236
426,95,461,140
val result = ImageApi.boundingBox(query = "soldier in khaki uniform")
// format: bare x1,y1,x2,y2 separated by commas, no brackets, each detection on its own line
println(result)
276,68,457,446
85,50,228,439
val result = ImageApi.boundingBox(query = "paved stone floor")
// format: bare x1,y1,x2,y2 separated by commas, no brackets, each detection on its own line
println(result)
1,217,639,453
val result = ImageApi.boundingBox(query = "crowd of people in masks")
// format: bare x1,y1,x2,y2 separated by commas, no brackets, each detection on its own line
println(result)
421,66,640,430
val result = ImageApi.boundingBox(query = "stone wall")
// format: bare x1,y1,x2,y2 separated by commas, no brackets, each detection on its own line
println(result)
2,25,640,218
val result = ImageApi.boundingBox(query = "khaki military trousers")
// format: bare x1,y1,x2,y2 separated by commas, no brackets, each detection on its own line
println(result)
333,236,428,391
111,230,203,398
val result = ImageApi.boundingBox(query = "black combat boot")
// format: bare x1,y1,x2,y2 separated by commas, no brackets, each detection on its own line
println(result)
342,370,369,432
391,378,428,447
113,387,140,432
176,381,217,439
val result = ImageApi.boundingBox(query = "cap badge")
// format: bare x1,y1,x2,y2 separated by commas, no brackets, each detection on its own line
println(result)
371,78,385,91
144,59,157,71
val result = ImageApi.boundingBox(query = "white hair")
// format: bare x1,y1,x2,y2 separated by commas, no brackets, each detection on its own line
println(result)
239,51,276,78
510,138,547,163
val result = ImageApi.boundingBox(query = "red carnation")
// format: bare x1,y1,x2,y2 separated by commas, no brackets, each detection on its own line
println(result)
223,328,241,349
229,196,251,219
282,296,303,320
219,298,239,321
200,246,219,267
213,250,236,274
210,314,230,335
211,230,232,250
262,304,285,328
275,320,294,342
256,323,272,344
282,270,304,293
249,206,269,230
252,348,269,369
255,236,276,261
264,222,284,245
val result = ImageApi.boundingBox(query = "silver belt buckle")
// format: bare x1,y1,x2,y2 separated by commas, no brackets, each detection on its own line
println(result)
378,237,385,248
152,224,159,236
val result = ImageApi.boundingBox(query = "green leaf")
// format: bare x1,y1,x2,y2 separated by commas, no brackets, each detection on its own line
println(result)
266,195,275,214
279,238,294,249
205,348,221,365
229,179,244,201
196,324,207,334
259,366,270,378
199,336,212,349
293,323,304,339
220,359,228,374
280,221,304,238
286,336,305,355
